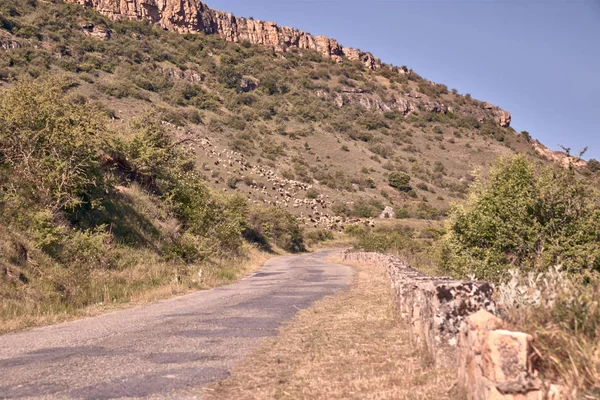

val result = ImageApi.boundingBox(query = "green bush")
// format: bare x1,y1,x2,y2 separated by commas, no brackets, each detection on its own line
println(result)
245,207,305,253
388,171,411,191
0,77,109,212
440,155,600,281
588,158,600,173
305,229,334,245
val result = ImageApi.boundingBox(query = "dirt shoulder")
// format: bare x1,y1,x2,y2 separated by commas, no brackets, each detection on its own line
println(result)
204,254,457,399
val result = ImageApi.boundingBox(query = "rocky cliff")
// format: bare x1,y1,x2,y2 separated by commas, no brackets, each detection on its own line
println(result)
67,0,383,69
66,0,511,127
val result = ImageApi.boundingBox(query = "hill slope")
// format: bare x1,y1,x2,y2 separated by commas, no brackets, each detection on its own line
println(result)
1,0,597,330
0,0,558,225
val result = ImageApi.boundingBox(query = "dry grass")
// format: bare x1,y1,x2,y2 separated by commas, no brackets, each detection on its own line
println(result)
0,246,272,334
204,255,457,400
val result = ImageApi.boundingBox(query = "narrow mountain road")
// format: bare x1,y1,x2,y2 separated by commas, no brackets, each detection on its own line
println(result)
0,250,353,400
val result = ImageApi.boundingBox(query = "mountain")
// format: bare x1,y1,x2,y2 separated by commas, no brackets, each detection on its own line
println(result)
0,0,590,228
2,0,598,330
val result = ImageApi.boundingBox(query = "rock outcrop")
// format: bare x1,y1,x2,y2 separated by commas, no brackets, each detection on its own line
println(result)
67,0,511,127
0,31,21,50
531,140,587,169
81,23,112,40
67,0,383,69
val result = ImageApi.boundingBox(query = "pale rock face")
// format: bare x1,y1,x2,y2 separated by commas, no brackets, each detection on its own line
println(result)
66,0,382,69
0,32,21,50
81,23,112,40
379,206,396,219
531,140,588,169
66,0,512,128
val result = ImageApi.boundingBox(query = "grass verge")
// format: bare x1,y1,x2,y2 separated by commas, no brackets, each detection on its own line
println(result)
0,246,272,334
204,254,457,399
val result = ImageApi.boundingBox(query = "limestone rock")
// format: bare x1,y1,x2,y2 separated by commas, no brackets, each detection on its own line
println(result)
240,77,258,92
0,31,21,50
67,0,383,68
81,23,112,40
379,206,395,219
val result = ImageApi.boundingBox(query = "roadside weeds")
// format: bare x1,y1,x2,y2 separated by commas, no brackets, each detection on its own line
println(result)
0,246,273,334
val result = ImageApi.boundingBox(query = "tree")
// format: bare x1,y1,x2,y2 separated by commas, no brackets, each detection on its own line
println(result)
388,172,411,192
218,64,242,89
440,155,600,281
588,158,600,173
0,77,109,212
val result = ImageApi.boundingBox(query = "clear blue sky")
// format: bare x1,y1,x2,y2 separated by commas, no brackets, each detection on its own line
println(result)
207,0,600,159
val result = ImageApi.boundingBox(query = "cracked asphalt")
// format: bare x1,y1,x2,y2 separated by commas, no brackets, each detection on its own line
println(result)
0,250,353,400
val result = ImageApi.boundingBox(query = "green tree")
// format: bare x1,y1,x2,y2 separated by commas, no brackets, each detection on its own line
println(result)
440,155,600,281
588,158,600,173
388,171,411,192
0,78,109,212
218,65,242,89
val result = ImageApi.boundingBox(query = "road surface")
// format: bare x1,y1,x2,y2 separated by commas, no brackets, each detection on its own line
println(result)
0,250,353,399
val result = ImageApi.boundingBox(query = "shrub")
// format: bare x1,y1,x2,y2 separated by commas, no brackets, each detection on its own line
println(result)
344,224,368,237
350,199,376,218
305,229,334,245
245,207,305,253
226,176,241,189
440,155,600,281
218,64,242,89
0,77,109,212
388,171,411,191
305,189,320,199
588,158,600,173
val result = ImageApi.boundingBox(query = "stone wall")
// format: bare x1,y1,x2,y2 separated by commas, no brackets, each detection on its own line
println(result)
341,251,553,400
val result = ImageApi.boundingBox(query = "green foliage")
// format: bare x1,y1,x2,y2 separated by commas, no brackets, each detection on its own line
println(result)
305,229,334,245
588,158,600,173
388,171,411,191
218,64,242,89
440,155,600,281
0,77,108,212
245,207,305,253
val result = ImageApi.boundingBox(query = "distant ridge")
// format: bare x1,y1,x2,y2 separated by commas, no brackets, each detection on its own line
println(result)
68,0,387,70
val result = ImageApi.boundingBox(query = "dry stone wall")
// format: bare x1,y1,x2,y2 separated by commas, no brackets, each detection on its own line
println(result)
341,251,557,400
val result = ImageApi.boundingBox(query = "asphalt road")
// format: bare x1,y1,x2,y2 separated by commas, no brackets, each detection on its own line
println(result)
0,250,353,400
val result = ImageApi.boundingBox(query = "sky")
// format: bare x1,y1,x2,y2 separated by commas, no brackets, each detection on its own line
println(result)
206,0,600,159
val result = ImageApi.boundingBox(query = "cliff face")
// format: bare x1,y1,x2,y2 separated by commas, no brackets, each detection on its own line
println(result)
67,0,383,69
66,0,511,127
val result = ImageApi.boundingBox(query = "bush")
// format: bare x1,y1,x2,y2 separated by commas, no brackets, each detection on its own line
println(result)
440,155,600,281
588,158,600,173
305,229,334,245
0,77,109,212
218,64,242,89
388,171,411,191
245,207,305,253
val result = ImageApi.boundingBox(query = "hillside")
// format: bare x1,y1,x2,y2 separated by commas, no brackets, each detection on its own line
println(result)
1,0,597,328
1,0,567,225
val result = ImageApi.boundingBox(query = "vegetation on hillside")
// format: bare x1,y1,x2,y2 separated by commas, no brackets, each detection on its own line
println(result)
0,78,303,330
0,0,547,222
440,155,600,281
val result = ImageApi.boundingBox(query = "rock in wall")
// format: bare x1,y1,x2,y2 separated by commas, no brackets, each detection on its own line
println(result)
342,251,560,400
